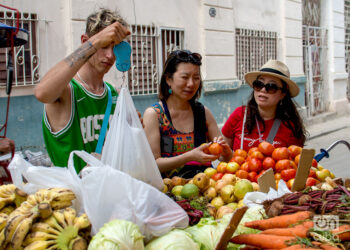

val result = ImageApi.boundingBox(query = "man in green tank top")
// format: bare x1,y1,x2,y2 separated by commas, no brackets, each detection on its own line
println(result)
35,9,131,173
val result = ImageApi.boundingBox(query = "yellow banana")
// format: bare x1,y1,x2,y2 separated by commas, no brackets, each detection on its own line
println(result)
44,216,64,232
0,213,8,231
0,200,8,211
53,210,67,228
63,207,76,226
23,231,57,246
4,213,27,243
14,188,28,207
0,205,15,215
31,222,60,236
50,188,76,203
51,199,73,210
26,195,38,207
38,202,52,219
0,229,6,249
23,239,56,250
10,216,33,249
0,184,16,198
68,235,87,250
73,214,90,230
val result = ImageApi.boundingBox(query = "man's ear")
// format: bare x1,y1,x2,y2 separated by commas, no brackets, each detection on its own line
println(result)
81,34,89,44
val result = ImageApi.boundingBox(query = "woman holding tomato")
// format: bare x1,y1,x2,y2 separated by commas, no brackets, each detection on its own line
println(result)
222,60,307,152
143,50,232,178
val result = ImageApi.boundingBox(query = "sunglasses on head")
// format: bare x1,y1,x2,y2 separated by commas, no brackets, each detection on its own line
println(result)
171,50,202,64
252,80,283,94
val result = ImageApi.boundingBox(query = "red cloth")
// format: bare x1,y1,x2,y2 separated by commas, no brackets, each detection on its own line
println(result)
221,106,303,151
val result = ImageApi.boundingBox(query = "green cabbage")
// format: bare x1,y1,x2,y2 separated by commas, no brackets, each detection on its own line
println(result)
184,206,265,250
145,229,199,250
88,219,144,250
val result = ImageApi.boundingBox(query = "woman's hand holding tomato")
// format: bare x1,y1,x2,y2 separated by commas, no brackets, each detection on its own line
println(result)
212,136,233,160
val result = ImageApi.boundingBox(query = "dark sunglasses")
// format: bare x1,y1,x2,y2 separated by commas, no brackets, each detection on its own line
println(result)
171,50,202,64
252,80,283,94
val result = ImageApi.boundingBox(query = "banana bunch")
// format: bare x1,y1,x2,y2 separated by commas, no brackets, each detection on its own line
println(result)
0,184,27,212
1,187,76,249
23,207,90,250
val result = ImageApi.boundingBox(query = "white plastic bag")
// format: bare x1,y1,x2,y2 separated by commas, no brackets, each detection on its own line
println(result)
101,88,163,190
69,151,189,241
8,154,83,212
243,180,292,208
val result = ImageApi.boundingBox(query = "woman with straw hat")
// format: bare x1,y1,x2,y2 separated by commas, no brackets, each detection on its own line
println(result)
222,60,307,151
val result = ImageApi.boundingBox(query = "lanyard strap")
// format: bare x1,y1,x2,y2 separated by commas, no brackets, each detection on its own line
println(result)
95,84,112,154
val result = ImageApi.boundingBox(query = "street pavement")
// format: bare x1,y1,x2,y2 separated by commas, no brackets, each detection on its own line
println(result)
305,114,350,178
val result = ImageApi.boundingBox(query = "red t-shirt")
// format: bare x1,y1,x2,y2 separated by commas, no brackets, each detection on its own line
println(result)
221,106,303,151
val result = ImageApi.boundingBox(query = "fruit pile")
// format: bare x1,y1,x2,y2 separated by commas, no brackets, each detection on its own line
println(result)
164,172,256,221
0,184,91,249
215,141,335,190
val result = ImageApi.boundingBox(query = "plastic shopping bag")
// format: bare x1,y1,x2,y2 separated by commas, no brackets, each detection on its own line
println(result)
101,88,163,190
8,154,84,212
69,151,189,241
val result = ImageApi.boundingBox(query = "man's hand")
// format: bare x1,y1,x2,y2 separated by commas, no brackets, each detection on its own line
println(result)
89,22,131,49
0,138,15,155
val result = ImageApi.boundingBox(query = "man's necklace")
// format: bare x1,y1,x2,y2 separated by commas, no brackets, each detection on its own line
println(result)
76,72,104,94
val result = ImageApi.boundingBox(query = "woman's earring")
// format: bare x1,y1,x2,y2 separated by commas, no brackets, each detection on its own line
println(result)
168,88,172,94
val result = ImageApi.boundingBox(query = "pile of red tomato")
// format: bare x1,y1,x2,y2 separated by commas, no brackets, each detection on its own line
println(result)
215,141,319,189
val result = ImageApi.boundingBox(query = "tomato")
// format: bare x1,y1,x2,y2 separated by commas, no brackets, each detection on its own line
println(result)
258,141,275,156
294,154,301,166
262,157,275,170
280,169,296,182
248,158,262,173
211,172,224,181
274,172,281,181
233,149,248,159
308,169,317,178
230,156,245,165
216,162,227,173
235,170,249,179
272,147,290,161
289,160,298,170
305,177,319,187
312,158,318,168
287,178,295,190
208,143,223,155
275,159,291,173
250,151,265,160
248,171,258,183
288,145,302,159
248,147,259,156
240,162,250,172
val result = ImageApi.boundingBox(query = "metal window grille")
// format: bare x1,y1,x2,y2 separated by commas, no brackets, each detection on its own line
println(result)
127,26,184,96
235,28,277,81
0,11,40,86
345,0,350,73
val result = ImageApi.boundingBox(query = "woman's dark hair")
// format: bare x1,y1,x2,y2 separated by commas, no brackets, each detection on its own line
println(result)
245,79,307,145
158,50,202,102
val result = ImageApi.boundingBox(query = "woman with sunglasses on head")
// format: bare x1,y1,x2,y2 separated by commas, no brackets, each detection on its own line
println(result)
143,50,232,178
222,60,307,152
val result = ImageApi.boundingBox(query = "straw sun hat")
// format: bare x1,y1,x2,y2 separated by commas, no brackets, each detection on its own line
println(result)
244,59,300,97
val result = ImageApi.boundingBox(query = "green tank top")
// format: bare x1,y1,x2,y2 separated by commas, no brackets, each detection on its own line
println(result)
42,79,118,173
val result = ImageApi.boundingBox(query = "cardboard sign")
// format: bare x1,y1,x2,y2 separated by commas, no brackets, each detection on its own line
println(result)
257,168,275,193
292,148,315,192
215,206,248,250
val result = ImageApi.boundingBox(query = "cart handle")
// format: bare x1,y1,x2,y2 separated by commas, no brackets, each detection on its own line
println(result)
314,140,350,162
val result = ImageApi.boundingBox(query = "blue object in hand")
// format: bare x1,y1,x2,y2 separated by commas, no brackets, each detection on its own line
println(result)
113,41,131,72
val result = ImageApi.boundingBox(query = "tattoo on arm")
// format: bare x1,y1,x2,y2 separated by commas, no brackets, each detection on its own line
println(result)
64,42,96,67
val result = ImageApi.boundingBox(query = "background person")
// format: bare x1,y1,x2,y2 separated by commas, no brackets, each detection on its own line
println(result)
0,137,15,156
222,60,307,152
143,50,232,178
35,9,130,173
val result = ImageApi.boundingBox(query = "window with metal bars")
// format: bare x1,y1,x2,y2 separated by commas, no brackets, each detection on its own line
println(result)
0,11,39,86
235,28,277,81
127,25,184,95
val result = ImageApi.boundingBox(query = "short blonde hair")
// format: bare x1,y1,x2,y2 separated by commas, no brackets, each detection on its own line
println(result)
85,8,127,37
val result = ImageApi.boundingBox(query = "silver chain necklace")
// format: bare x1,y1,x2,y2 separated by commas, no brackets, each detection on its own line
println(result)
76,72,104,93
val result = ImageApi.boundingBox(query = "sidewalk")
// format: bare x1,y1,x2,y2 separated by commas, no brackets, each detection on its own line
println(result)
305,112,350,140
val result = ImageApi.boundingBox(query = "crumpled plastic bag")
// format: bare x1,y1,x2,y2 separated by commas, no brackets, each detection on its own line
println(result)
243,180,292,208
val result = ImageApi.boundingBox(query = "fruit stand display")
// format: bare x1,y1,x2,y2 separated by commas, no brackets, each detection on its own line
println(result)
0,141,349,249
